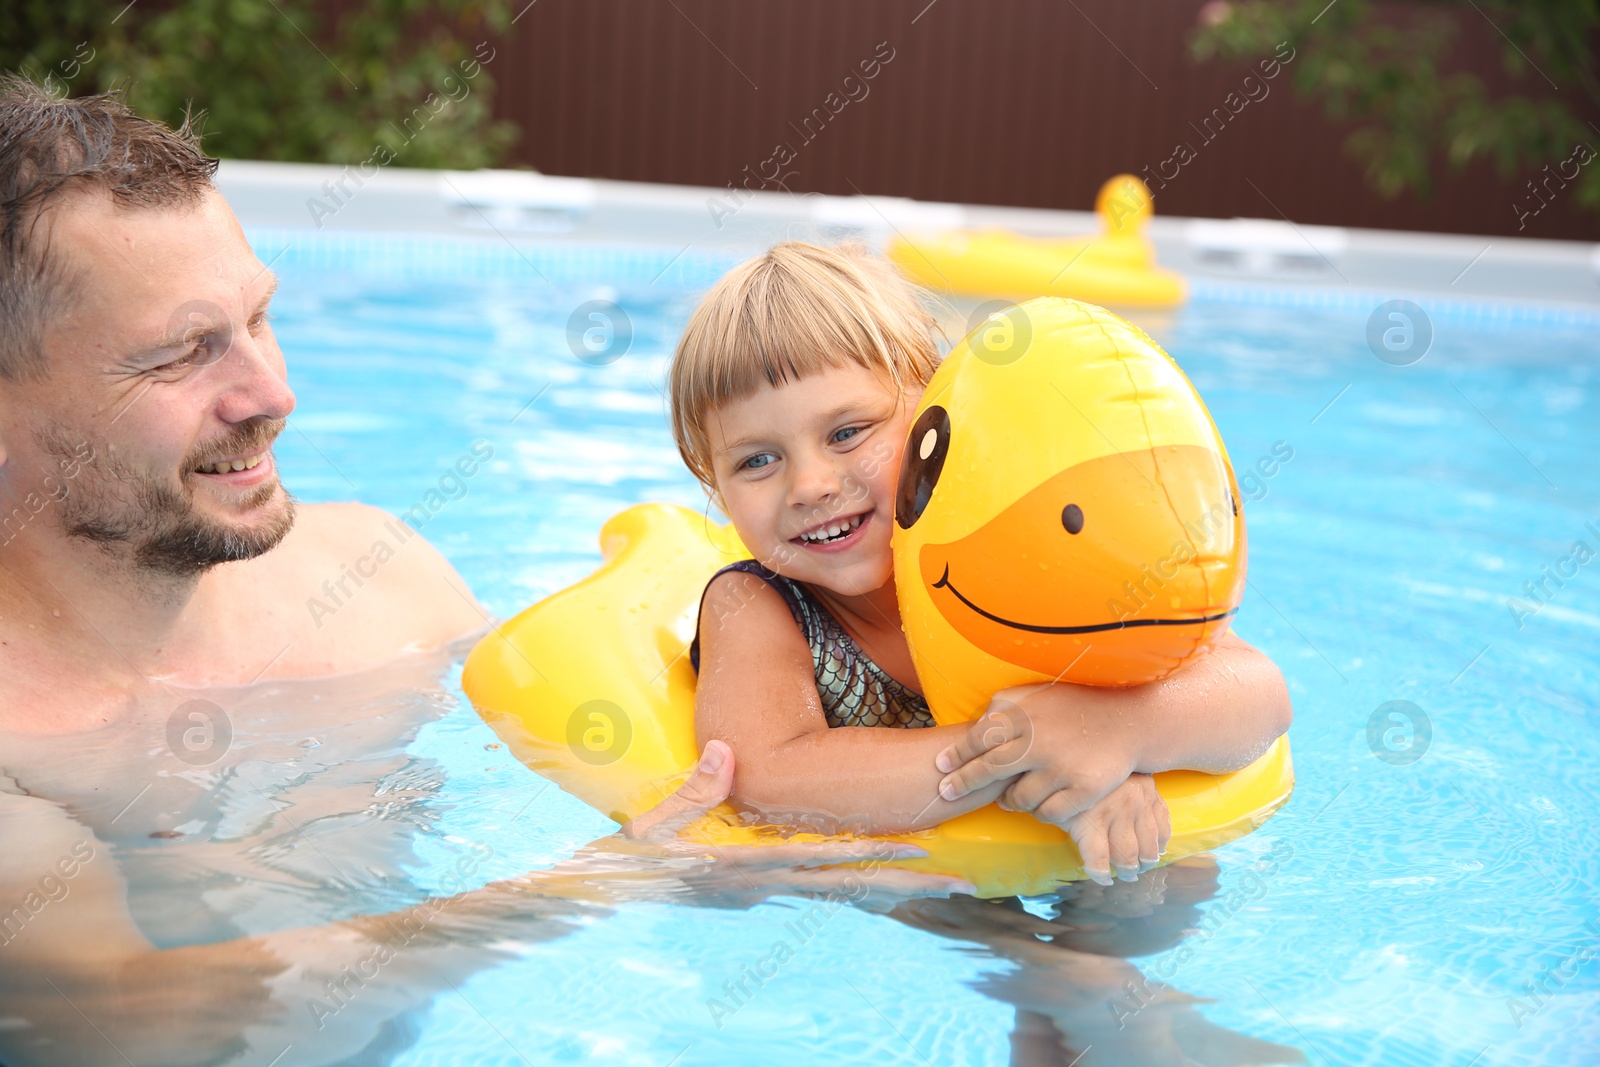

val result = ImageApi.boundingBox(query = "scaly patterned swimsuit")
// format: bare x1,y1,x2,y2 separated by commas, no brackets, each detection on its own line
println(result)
690,560,935,730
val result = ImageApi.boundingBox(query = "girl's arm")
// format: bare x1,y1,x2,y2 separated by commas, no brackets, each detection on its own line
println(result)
695,571,1012,834
934,632,1293,822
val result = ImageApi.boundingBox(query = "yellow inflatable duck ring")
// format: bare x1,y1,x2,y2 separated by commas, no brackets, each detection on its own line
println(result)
462,300,1292,898
894,296,1250,714
888,175,1186,308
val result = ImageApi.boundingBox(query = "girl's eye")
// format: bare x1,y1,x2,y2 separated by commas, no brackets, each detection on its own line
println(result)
741,452,775,471
833,426,863,444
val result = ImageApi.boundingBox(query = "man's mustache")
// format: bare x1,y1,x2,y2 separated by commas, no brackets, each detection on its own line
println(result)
184,418,286,472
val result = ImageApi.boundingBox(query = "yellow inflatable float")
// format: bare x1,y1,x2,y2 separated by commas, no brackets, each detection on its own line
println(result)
894,296,1247,711
888,175,1186,308
463,298,1292,899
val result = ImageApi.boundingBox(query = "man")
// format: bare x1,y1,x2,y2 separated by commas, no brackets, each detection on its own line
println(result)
0,78,955,1066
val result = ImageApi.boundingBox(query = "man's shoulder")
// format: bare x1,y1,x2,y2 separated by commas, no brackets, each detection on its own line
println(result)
239,501,485,659
268,501,460,595
285,501,416,562
292,500,406,541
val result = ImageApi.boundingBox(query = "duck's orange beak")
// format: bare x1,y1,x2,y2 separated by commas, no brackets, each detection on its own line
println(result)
919,445,1245,686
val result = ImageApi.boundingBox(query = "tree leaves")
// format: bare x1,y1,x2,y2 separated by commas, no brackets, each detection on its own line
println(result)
1,0,517,168
1190,0,1600,213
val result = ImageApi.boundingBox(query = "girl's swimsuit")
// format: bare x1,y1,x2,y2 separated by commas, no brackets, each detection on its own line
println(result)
690,560,935,730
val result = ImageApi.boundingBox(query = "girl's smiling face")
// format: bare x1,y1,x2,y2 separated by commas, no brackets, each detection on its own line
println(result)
707,363,921,598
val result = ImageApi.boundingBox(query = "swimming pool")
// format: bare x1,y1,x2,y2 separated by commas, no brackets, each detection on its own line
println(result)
189,225,1598,1065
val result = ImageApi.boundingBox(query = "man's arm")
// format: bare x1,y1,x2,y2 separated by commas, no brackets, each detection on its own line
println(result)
0,748,965,1067
0,787,291,1067
0,786,443,1067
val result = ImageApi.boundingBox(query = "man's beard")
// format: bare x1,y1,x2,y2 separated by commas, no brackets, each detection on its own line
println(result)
39,420,297,575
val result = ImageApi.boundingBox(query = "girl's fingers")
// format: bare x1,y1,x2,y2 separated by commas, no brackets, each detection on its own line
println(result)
934,702,1029,774
938,737,1031,800
1077,831,1114,887
1135,804,1161,869
1065,809,1115,887
1031,783,1099,827
1010,762,1123,817
621,740,735,842
1109,817,1142,882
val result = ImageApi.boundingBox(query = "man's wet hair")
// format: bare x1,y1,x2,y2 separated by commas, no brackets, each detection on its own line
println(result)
0,73,218,381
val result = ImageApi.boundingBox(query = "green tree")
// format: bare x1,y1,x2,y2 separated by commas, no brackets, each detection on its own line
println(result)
1,0,517,167
1191,0,1600,223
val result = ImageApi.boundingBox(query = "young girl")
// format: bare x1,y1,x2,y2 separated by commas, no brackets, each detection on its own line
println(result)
669,242,1291,886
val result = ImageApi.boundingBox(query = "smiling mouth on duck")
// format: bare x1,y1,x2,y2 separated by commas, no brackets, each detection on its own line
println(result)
793,511,869,545
931,563,1238,634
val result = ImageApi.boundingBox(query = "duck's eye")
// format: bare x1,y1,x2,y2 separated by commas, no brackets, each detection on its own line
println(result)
895,405,950,529
1061,503,1085,535
1230,493,1240,516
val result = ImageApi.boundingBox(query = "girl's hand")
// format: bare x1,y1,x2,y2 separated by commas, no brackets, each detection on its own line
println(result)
933,685,1142,822
619,740,976,905
620,739,740,842
1051,772,1170,886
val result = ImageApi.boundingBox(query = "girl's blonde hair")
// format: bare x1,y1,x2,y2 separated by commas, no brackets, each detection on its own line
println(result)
668,241,942,493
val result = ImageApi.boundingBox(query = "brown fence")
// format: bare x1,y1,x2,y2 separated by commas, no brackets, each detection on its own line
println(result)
490,0,1600,241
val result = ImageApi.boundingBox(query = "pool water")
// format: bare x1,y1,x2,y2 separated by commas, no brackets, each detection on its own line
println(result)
247,228,1598,1066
